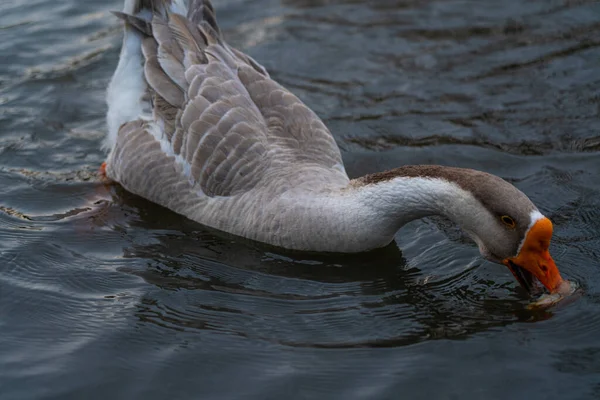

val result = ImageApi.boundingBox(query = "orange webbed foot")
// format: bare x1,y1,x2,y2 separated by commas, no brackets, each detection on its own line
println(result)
99,162,112,183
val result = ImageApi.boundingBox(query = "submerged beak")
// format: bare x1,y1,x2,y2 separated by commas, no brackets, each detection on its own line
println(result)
502,217,564,294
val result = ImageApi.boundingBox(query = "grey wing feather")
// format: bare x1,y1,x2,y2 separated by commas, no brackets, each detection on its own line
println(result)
238,65,344,170
111,0,346,201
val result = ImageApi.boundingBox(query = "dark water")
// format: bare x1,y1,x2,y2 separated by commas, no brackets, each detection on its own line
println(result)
1,0,600,398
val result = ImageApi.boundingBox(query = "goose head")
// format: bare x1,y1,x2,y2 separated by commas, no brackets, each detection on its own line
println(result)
433,167,564,294
465,197,562,295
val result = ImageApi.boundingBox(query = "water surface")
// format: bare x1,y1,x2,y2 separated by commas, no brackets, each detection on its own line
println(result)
1,0,600,399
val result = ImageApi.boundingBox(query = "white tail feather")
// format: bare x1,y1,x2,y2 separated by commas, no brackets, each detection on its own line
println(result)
105,0,189,150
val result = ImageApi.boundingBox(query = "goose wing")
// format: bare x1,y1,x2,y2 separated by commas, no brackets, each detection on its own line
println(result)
110,1,347,199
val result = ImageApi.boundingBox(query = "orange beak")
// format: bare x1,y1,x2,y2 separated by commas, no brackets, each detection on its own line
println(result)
502,217,564,293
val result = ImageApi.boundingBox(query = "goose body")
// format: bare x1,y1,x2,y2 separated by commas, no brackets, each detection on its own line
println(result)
105,0,566,293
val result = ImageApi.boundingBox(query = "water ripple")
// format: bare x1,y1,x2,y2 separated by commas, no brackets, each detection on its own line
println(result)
1,0,599,398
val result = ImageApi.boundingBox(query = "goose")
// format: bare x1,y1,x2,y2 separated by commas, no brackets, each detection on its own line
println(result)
104,0,565,295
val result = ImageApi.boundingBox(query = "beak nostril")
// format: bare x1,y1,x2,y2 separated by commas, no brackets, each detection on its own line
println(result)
541,265,548,272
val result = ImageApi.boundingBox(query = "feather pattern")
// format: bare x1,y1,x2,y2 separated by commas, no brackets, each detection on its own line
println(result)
106,0,352,249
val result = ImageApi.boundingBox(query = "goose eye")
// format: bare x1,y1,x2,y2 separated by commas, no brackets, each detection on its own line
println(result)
500,215,516,228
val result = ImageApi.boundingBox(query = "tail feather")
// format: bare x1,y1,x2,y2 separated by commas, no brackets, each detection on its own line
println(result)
188,0,221,38
168,13,207,55
105,0,268,151
141,37,185,107
111,11,152,36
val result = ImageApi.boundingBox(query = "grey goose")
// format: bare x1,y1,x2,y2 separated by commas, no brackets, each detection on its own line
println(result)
104,0,566,294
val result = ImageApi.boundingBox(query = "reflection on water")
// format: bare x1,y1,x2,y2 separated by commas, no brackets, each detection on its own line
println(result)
1,0,600,399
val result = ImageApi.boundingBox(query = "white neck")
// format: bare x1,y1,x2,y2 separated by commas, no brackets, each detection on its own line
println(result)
320,177,488,252
251,175,490,252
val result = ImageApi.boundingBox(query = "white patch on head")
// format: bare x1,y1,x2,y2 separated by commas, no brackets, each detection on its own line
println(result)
516,209,545,254
529,210,545,224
